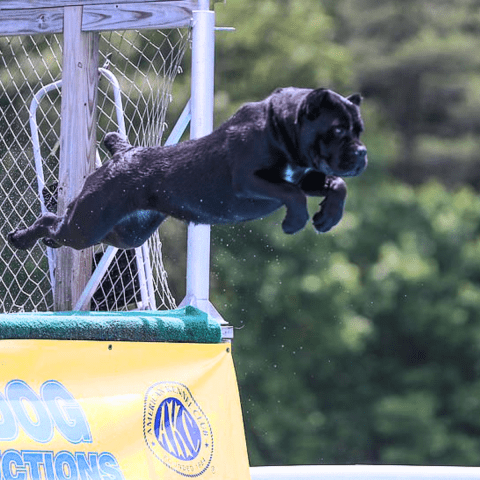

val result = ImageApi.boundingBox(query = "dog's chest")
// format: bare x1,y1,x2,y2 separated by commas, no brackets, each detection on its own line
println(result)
281,164,313,184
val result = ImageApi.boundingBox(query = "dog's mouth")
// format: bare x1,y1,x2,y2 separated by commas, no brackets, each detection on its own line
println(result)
343,151,368,177
315,158,336,176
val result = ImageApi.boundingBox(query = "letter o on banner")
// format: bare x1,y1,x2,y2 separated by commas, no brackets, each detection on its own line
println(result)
5,380,53,443
0,392,18,441
55,452,79,480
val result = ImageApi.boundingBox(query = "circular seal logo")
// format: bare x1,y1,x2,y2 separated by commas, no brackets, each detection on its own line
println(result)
143,382,213,477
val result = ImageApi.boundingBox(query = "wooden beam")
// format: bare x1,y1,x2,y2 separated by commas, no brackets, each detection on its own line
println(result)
0,1,193,36
83,2,193,31
54,6,99,311
0,0,199,9
0,8,64,36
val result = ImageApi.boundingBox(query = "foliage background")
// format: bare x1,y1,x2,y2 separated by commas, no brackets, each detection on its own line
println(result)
163,0,480,466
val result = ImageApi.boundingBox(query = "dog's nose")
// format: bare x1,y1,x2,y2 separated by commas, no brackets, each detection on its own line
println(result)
356,146,367,160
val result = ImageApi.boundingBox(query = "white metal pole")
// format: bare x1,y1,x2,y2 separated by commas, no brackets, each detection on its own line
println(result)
29,80,63,293
179,1,226,325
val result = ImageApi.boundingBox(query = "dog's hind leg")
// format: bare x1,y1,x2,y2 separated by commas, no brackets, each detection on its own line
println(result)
101,211,167,249
27,193,129,250
7,213,62,250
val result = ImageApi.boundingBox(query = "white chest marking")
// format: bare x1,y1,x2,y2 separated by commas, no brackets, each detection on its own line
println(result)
282,165,313,184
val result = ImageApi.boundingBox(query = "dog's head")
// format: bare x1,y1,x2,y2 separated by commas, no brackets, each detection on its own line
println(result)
296,88,367,177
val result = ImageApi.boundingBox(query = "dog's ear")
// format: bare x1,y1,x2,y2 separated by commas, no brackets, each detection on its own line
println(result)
299,88,336,121
347,93,362,106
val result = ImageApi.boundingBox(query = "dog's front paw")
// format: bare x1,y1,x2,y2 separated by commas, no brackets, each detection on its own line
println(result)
312,198,344,233
7,229,34,250
281,210,309,234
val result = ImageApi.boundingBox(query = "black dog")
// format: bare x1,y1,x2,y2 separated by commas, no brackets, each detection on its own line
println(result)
8,87,367,251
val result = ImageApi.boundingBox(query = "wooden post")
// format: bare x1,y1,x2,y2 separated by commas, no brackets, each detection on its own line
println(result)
54,6,99,311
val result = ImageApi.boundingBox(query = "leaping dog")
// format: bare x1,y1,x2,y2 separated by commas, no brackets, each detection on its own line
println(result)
8,87,367,251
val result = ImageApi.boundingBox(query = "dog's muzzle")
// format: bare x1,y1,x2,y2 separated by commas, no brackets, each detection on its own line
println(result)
343,146,367,177
354,146,368,172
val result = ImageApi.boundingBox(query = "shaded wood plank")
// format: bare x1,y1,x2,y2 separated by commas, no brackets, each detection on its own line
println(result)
0,7,63,36
0,0,198,9
0,2,193,36
83,2,193,31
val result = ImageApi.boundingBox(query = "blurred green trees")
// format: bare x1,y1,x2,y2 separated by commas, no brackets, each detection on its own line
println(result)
211,177,480,465
214,1,351,108
332,0,480,185
197,0,480,467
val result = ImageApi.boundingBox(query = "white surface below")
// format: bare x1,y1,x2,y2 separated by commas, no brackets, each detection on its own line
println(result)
250,465,480,479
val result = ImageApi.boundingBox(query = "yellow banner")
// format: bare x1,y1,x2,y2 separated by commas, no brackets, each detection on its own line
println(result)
0,340,250,480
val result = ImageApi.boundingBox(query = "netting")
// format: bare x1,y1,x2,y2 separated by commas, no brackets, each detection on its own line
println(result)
0,28,189,312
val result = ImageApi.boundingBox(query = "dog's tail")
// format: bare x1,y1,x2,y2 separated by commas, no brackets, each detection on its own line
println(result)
104,132,132,155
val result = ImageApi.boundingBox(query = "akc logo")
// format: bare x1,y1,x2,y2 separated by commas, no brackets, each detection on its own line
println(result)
143,382,213,477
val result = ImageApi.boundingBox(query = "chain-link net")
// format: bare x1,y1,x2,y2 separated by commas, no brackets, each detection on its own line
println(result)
0,28,189,312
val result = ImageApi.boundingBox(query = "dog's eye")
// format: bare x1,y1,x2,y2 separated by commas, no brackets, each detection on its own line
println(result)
333,127,346,136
